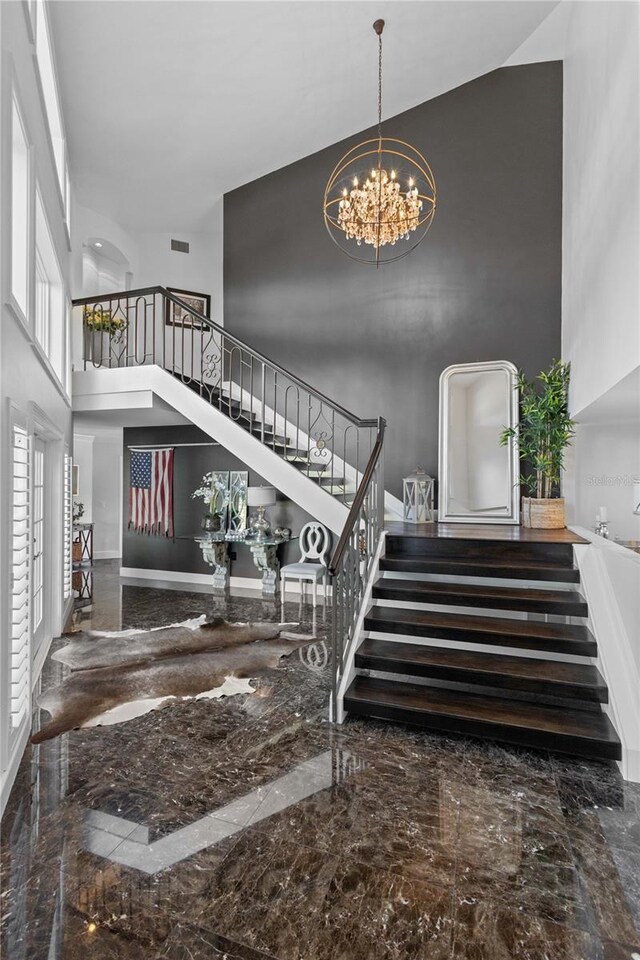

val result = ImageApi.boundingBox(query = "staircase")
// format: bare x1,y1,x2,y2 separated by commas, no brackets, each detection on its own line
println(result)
172,374,349,497
72,286,397,536
74,288,621,764
343,525,621,761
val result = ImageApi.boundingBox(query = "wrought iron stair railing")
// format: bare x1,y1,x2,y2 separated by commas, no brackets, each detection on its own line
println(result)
328,419,385,721
73,286,380,504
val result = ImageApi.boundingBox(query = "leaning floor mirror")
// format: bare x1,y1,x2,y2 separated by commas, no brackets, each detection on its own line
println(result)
438,360,519,524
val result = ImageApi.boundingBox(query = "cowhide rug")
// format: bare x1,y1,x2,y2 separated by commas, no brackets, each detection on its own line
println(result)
33,619,314,744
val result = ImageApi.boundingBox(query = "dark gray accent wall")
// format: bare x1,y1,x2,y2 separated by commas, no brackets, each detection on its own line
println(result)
224,63,562,498
122,425,315,578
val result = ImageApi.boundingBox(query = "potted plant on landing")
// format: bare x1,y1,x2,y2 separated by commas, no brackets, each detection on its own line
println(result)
83,306,126,363
500,360,576,529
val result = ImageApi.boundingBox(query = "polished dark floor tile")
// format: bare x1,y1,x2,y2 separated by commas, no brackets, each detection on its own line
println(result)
305,860,455,960
1,561,638,959
451,903,603,960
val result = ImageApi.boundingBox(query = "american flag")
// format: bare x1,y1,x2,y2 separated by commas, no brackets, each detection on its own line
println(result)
129,448,174,536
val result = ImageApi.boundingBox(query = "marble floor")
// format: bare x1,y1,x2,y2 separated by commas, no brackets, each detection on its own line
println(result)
1,561,639,960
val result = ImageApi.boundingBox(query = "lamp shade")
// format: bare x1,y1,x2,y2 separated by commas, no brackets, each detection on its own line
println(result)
247,486,276,507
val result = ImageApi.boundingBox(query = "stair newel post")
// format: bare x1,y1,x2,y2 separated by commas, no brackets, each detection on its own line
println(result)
377,418,385,537
331,566,340,723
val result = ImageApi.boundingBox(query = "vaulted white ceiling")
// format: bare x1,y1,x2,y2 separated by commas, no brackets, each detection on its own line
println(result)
50,1,558,233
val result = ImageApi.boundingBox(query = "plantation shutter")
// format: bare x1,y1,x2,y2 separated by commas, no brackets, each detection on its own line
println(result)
63,454,72,600
10,418,31,734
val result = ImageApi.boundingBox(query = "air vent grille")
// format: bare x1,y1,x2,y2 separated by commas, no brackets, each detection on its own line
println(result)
170,239,189,254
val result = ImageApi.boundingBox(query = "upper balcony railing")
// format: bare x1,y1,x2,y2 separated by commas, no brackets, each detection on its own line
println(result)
73,286,381,503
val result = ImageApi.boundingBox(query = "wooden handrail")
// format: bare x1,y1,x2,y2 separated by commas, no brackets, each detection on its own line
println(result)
328,417,386,575
73,286,378,429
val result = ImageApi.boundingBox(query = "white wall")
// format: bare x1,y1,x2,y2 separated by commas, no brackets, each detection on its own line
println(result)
70,197,223,379
91,430,122,558
72,433,94,520
136,197,223,326
562,1,640,416
71,201,140,298
71,196,223,322
560,2,640,536
1,0,74,812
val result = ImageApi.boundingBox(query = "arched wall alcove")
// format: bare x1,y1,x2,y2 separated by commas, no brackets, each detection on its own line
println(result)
82,237,132,297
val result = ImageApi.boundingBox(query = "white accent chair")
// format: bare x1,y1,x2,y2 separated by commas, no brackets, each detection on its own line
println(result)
280,522,331,607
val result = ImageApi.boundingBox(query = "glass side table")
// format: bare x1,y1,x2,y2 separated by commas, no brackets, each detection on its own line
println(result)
187,534,296,597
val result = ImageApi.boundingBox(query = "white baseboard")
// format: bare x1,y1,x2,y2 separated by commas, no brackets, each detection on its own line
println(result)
95,550,122,560
119,566,330,597
120,567,213,586
0,725,30,817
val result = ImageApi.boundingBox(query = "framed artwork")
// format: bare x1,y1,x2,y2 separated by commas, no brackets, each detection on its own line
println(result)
166,288,211,329
72,465,80,496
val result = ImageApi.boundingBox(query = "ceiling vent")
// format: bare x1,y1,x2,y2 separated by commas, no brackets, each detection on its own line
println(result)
170,239,189,254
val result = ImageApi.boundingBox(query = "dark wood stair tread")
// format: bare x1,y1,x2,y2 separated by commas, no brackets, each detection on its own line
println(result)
344,676,621,760
373,578,588,616
380,556,580,583
356,638,607,701
364,606,597,656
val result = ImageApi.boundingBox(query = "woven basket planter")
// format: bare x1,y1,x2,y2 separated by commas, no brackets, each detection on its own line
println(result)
522,497,566,529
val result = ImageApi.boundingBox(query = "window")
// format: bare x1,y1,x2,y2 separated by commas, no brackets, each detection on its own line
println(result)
35,247,49,355
63,454,72,600
35,189,65,387
11,97,30,317
10,416,31,738
35,0,68,218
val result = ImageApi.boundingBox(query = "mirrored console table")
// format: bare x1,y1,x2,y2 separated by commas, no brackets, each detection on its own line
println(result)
185,534,295,597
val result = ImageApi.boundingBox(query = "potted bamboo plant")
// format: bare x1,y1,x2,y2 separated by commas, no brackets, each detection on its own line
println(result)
500,360,576,529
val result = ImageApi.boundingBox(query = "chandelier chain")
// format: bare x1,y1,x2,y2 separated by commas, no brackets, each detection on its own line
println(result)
322,18,437,263
378,33,383,140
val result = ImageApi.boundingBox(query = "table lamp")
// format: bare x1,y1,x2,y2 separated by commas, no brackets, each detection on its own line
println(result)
247,486,276,540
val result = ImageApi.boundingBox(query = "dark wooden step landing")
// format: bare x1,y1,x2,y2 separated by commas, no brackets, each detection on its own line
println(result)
385,522,586,566
356,638,608,703
380,556,581,583
344,676,621,761
373,578,588,617
364,606,597,656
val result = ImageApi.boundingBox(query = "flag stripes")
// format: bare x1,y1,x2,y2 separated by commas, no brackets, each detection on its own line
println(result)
129,448,174,536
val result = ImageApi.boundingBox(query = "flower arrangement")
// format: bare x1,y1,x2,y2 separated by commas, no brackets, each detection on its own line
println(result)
192,472,229,514
73,499,84,523
83,306,126,335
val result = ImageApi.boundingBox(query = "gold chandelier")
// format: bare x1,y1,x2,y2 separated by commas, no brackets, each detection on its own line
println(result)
323,20,437,266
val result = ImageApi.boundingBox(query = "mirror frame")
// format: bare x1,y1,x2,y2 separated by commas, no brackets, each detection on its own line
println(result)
438,360,520,525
